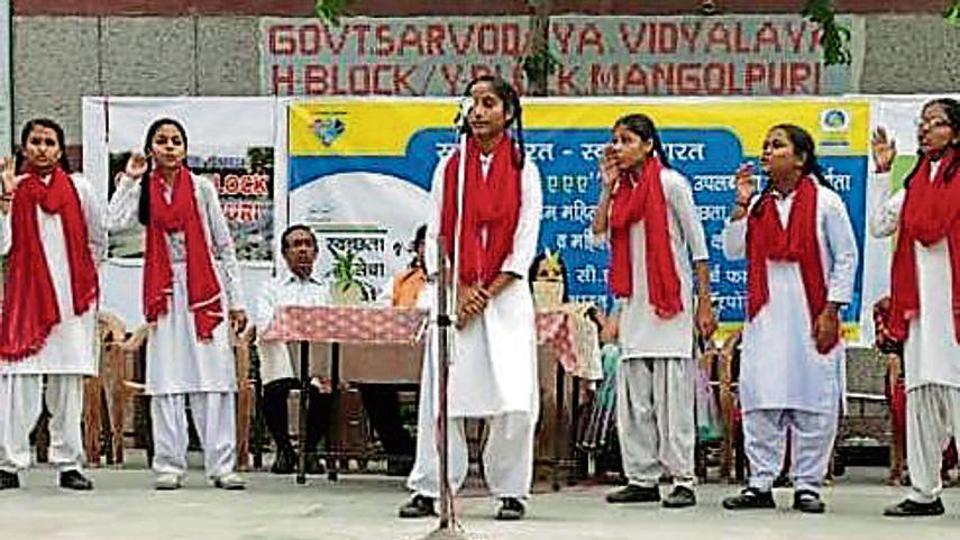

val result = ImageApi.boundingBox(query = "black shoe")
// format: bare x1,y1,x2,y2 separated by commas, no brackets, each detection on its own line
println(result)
792,490,825,514
662,486,697,508
606,484,661,504
59,470,94,491
883,498,945,517
386,458,413,477
305,455,326,475
0,470,19,490
495,497,526,521
270,448,296,475
773,475,793,488
722,488,776,510
398,495,437,518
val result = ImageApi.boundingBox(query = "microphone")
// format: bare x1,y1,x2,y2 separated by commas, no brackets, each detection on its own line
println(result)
454,97,474,132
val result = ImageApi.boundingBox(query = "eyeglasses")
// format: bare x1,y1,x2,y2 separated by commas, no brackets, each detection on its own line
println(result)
915,117,953,130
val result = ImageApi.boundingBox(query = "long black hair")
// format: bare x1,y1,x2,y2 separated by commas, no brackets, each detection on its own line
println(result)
137,118,188,226
463,75,525,170
903,98,960,188
613,113,672,170
15,118,72,174
751,124,830,217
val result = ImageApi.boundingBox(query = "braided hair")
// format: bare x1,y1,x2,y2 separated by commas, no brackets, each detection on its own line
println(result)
137,118,189,226
463,75,525,170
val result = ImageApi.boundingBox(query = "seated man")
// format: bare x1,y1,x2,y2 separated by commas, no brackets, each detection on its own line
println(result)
256,224,421,476
254,224,333,474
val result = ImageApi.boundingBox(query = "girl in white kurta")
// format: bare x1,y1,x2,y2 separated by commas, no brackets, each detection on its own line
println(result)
107,118,247,490
0,119,105,491
872,99,960,517
401,76,541,522
591,114,716,509
721,124,857,514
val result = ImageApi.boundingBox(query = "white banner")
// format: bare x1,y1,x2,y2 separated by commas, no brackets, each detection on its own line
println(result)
82,97,289,327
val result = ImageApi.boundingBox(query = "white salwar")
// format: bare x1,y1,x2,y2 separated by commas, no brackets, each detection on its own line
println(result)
870,166,960,503
0,172,105,476
722,182,858,493
407,152,542,500
612,168,709,489
107,173,243,479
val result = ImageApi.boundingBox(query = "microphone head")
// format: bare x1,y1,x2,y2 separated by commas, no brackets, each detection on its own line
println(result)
455,97,475,131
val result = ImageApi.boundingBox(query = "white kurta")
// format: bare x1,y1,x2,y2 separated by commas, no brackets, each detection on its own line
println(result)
616,168,709,359
254,270,333,385
0,173,106,375
722,183,858,414
869,166,960,391
422,153,542,418
107,173,243,395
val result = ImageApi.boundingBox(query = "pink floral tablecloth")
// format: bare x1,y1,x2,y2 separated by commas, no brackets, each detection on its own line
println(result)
261,306,584,374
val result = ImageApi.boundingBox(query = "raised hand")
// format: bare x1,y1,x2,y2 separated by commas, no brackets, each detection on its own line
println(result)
0,157,18,195
599,144,620,189
125,152,149,179
871,127,896,174
734,162,757,205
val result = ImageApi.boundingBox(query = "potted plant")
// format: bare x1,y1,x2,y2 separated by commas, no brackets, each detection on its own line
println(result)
325,243,374,305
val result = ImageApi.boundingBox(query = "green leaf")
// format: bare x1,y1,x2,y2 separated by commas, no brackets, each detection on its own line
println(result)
803,0,852,66
947,0,960,26
315,0,351,27
521,44,561,83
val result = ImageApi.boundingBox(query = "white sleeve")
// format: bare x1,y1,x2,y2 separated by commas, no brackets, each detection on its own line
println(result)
423,158,448,277
501,161,543,277
869,172,905,239
0,201,10,256
722,216,748,261
666,171,709,262
106,173,142,233
823,193,859,305
253,279,280,338
73,174,108,264
199,176,244,311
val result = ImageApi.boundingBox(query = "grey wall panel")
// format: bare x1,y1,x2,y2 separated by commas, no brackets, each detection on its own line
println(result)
101,17,196,97
860,15,960,94
196,16,260,96
12,16,101,144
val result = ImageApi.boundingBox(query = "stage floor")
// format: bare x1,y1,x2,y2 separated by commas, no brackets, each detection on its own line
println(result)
1,458,958,540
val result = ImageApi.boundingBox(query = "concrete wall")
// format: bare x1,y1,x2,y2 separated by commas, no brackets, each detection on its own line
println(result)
11,13,960,145
12,0,947,16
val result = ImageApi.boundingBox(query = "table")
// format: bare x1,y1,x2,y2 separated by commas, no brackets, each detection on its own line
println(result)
262,305,427,483
262,305,589,485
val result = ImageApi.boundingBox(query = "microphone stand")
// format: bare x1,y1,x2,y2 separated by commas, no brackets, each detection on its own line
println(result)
423,103,472,540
